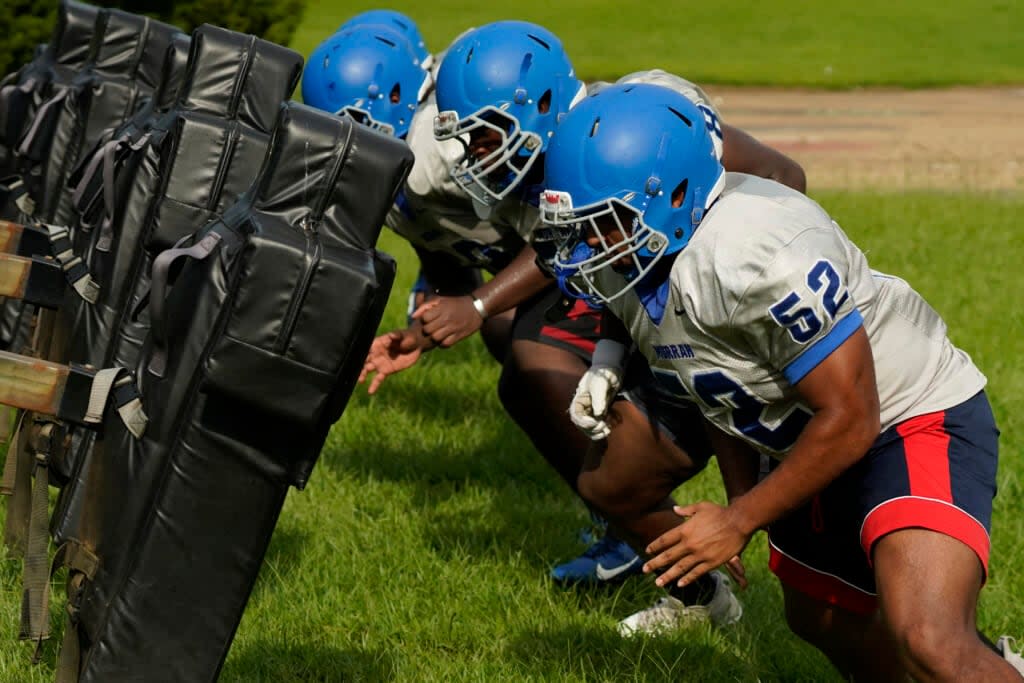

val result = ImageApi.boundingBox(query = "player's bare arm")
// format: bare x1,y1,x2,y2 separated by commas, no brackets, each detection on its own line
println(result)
704,421,761,504
721,123,807,193
413,246,550,347
644,326,880,588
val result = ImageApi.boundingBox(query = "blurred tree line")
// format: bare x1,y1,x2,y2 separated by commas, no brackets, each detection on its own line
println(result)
1,0,307,74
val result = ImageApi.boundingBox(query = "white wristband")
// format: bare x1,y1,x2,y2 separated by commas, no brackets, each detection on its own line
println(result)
471,296,488,320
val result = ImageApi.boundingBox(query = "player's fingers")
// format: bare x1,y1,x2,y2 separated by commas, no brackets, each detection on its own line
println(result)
368,371,387,395
411,299,440,321
440,332,461,348
725,556,748,590
654,555,699,587
590,376,611,416
643,541,690,575
674,503,705,518
569,393,594,419
675,561,713,589
644,527,684,556
420,318,444,341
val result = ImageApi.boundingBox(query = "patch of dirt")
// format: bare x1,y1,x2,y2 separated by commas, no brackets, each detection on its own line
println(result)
705,86,1024,192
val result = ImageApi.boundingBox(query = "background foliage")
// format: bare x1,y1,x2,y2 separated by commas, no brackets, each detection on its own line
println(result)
0,0,306,76
0,1,57,75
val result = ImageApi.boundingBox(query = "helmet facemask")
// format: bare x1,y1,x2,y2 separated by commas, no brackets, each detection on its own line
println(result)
435,103,544,208
540,191,671,306
338,104,397,137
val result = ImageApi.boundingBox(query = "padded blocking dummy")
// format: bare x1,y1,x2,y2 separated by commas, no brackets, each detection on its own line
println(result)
0,7,183,351
17,8,183,226
59,101,412,682
50,25,303,540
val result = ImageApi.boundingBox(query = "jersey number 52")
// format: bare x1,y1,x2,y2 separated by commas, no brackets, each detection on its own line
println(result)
769,259,849,343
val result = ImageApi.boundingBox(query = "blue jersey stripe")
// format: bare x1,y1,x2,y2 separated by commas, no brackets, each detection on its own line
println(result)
783,309,864,385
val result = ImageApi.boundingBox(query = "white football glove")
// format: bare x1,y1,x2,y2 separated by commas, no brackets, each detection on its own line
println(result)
570,339,628,440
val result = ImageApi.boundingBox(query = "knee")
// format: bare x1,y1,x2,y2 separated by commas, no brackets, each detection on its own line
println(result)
887,617,972,679
577,469,637,521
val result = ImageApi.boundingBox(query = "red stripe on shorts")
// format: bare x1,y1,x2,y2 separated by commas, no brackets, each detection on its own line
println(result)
896,410,952,501
566,299,601,322
768,542,877,616
538,325,597,355
860,497,991,576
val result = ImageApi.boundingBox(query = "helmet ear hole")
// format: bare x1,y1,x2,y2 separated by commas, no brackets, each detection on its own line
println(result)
671,179,688,208
538,89,552,114
390,83,401,104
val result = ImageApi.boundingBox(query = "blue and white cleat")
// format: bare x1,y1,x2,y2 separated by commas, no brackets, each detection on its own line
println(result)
551,532,643,584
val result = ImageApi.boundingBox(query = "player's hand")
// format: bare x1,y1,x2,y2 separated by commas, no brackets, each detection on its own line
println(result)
643,502,753,589
359,328,427,394
412,296,482,348
569,365,623,440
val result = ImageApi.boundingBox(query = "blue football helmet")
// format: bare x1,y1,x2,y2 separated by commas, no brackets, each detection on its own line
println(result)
338,9,431,68
433,21,583,211
301,24,430,138
538,83,726,305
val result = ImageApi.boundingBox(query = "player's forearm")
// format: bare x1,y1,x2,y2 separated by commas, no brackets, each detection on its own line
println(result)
727,406,878,535
707,424,761,503
721,123,807,193
471,246,550,317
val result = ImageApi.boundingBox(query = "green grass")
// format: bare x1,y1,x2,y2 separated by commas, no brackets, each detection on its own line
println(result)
5,191,1019,681
291,1,1024,86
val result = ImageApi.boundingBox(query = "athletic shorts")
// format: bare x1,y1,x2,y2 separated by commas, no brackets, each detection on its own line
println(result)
510,284,603,361
767,390,999,615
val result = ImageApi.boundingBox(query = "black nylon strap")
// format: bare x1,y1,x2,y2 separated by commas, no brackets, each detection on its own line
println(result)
148,232,222,377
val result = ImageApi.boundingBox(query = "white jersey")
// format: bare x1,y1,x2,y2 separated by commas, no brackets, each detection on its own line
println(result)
603,173,986,457
385,70,720,271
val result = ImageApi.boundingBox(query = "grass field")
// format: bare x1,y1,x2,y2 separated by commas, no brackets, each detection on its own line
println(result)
0,2,1022,681
290,1,1024,86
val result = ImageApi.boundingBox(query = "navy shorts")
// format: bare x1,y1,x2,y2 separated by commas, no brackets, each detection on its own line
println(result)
511,285,603,361
767,391,999,615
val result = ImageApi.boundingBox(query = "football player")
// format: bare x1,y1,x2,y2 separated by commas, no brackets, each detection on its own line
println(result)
357,19,809,633
301,20,432,138
542,82,1022,678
